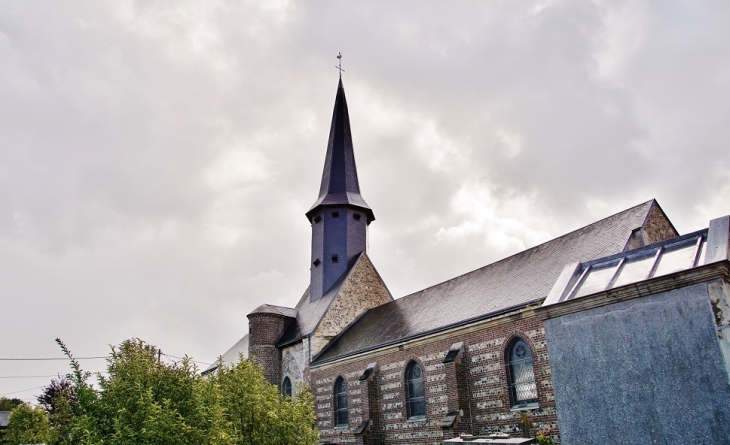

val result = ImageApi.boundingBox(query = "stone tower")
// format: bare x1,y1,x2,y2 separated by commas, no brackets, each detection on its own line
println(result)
306,79,375,301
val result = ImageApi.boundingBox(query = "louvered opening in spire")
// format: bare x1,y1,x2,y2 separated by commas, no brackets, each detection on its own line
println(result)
306,79,374,223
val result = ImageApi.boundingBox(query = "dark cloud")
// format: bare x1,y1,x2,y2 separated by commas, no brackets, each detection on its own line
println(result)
1,0,728,397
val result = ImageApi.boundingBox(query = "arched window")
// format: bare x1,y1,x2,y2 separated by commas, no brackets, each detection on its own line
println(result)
334,377,348,426
507,338,538,407
405,361,426,419
281,377,292,397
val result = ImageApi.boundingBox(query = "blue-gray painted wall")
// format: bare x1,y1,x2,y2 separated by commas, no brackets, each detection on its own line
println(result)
544,282,730,445
309,207,367,301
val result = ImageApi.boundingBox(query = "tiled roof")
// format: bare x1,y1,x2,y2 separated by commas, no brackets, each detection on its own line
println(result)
315,200,657,362
306,79,374,222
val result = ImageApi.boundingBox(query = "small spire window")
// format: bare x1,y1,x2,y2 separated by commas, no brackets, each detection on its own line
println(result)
313,259,321,267
313,215,322,224
332,254,339,263
332,211,340,218
353,213,361,221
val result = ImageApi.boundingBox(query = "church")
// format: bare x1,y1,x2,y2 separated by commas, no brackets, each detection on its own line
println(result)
208,78,730,444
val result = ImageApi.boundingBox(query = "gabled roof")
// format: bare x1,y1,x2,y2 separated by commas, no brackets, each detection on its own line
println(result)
306,79,374,223
278,253,364,346
315,200,660,362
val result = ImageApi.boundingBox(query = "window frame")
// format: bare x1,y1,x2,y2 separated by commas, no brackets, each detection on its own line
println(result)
333,376,349,427
405,360,426,420
505,337,539,409
281,376,292,397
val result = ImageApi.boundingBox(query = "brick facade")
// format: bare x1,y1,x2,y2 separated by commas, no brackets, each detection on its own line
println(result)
247,312,286,386
311,309,558,445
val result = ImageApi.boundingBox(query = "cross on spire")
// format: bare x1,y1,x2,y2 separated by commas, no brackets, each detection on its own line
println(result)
336,52,345,78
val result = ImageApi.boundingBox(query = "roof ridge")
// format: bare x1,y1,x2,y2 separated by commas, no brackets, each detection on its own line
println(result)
393,199,656,301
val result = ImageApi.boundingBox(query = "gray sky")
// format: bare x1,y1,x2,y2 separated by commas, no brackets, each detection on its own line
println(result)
2,0,729,400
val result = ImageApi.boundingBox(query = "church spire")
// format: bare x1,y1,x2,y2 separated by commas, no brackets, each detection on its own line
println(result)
306,79,374,223
307,77,374,301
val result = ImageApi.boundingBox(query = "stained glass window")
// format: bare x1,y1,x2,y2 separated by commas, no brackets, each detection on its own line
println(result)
334,377,348,426
406,362,426,419
507,339,538,406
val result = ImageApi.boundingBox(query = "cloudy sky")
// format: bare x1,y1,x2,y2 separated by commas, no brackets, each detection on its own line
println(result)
2,0,729,400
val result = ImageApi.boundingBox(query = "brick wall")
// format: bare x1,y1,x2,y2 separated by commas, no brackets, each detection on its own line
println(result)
311,310,559,445
247,312,286,386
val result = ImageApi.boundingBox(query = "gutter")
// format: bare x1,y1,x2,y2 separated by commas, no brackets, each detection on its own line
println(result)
310,297,545,367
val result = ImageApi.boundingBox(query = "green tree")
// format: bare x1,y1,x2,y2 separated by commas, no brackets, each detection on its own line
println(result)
210,358,318,445
37,377,77,444
55,338,317,445
0,398,24,412
0,397,25,444
5,404,50,445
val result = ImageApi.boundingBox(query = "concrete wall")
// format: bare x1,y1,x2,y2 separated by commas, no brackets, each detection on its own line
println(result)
544,282,730,445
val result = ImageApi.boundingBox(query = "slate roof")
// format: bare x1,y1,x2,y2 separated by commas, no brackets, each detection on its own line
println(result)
278,253,365,346
306,79,374,223
206,253,365,372
203,333,249,374
315,200,658,362
0,411,9,428
249,304,298,318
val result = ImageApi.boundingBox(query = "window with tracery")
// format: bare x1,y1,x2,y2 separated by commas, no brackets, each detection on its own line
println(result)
507,338,538,407
405,361,426,419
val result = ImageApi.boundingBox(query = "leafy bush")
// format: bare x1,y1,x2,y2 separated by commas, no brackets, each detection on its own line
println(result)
38,337,319,445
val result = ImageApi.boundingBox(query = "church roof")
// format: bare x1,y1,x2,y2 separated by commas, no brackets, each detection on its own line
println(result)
277,252,365,346
248,304,297,318
306,79,374,223
315,200,659,362
202,333,249,374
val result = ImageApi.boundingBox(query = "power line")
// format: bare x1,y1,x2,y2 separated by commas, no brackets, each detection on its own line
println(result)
0,375,60,379
0,354,210,366
161,353,212,366
0,356,106,361
1,385,46,397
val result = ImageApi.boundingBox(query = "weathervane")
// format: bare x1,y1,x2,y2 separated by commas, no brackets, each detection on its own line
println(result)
336,52,345,78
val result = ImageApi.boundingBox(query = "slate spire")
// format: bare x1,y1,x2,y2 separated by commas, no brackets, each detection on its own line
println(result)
306,79,374,223
307,78,374,301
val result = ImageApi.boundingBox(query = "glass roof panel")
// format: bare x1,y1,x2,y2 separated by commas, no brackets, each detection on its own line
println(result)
573,265,618,299
697,241,707,266
612,256,655,288
653,244,698,278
